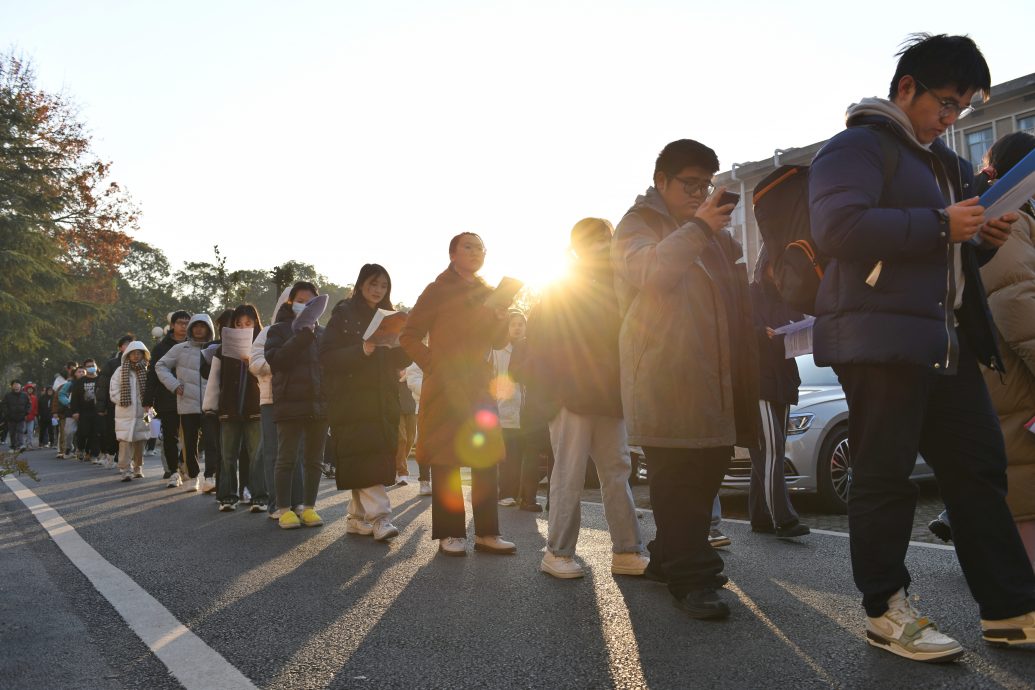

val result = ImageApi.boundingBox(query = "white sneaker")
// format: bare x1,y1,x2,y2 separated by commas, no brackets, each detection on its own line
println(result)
473,535,517,554
193,476,203,492
133,468,144,479
91,456,102,465
201,477,216,494
865,589,964,662
166,474,183,488
120,470,132,482
242,487,252,502
395,475,409,486
373,519,399,541
541,552,585,579
345,517,374,535
612,552,650,576
438,537,467,556
419,481,432,496
498,497,518,507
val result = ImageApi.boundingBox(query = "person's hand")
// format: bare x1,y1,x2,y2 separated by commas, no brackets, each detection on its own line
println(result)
72,413,79,421
765,327,777,339
945,197,985,243
363,341,377,356
978,212,1017,248
175,384,185,396
694,187,734,233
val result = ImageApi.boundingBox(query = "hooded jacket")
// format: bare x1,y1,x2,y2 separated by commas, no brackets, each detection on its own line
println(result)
612,187,760,449
109,341,151,442
264,302,326,422
979,207,1035,521
249,287,291,406
145,331,187,412
155,314,215,415
809,98,1001,373
202,331,262,421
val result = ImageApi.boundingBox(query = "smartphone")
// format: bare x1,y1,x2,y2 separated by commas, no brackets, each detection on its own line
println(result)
718,190,740,208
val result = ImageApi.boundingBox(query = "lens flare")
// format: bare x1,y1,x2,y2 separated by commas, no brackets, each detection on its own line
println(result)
474,409,499,430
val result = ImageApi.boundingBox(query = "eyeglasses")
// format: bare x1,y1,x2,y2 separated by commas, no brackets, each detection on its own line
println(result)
915,79,974,120
672,176,715,197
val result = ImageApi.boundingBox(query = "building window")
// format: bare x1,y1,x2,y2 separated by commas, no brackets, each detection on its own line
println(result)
1019,114,1035,135
967,127,994,168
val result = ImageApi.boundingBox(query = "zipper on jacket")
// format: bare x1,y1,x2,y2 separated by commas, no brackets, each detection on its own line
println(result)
929,156,958,372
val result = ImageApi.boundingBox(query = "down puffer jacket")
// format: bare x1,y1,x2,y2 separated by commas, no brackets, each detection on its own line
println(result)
155,314,214,415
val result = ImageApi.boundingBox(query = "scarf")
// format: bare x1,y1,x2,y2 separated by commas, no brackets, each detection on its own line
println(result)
120,359,148,407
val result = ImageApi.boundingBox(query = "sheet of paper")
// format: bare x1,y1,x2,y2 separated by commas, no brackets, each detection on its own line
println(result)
363,309,408,347
980,147,1035,221
774,316,816,358
484,277,524,310
220,327,253,360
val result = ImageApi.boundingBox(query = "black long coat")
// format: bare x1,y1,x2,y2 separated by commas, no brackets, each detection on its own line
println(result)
320,299,412,490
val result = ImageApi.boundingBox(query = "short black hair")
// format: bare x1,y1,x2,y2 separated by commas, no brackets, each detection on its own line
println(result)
231,304,263,337
65,360,78,369
654,140,720,179
83,358,96,366
986,131,1035,178
170,310,191,325
117,334,134,348
10,379,20,386
889,33,991,101
352,264,394,310
289,281,319,302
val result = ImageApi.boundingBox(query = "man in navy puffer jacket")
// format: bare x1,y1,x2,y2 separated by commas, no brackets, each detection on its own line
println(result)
809,33,1035,662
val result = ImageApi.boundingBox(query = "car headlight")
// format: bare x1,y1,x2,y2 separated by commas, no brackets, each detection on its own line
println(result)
787,413,815,435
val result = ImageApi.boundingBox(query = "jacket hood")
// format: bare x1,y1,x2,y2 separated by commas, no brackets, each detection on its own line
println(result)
272,287,291,323
187,314,214,343
846,97,930,152
121,340,150,362
628,186,675,221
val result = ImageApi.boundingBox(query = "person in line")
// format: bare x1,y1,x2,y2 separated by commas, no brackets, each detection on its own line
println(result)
54,368,82,458
400,232,516,557
109,341,151,482
70,359,104,464
491,312,541,513
265,281,328,530
155,313,216,492
613,139,758,619
2,381,30,451
974,132,1035,569
321,264,411,541
37,386,54,448
250,288,305,520
747,249,810,539
146,311,190,485
52,361,76,457
96,335,134,469
524,218,647,579
394,366,417,487
809,34,1035,659
22,383,38,449
205,304,265,512
403,362,432,496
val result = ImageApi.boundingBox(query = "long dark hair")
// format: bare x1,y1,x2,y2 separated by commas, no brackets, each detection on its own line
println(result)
352,264,393,310
232,304,263,338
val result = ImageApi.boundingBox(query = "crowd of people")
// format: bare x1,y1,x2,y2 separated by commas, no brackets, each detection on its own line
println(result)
5,32,1034,665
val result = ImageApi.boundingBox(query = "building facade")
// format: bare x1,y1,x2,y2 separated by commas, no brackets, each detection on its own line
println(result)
714,72,1035,274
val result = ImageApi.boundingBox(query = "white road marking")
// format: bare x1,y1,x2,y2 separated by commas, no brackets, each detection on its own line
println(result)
3,475,257,690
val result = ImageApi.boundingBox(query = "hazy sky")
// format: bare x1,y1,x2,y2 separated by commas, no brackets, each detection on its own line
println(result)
4,0,1034,304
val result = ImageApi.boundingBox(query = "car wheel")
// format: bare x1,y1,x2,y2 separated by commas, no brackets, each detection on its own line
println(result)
817,424,851,514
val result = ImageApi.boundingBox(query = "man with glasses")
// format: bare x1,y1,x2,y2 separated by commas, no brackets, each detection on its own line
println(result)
145,310,191,486
613,139,759,619
809,33,1035,661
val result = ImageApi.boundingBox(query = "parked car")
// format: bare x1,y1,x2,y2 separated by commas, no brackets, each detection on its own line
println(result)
719,355,933,513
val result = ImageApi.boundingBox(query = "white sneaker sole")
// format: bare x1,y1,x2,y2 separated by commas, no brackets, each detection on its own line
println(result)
611,565,648,576
866,631,964,662
540,561,585,579
374,527,399,542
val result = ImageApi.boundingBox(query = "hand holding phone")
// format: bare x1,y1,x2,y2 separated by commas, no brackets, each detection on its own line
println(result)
718,190,740,208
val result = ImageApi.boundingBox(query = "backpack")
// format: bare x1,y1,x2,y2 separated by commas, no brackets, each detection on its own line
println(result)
58,381,74,408
752,125,900,314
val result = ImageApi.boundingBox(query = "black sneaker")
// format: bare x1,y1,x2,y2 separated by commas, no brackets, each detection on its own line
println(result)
519,502,543,513
162,471,172,480
775,521,811,538
928,517,952,543
751,523,776,534
675,589,730,620
644,563,668,584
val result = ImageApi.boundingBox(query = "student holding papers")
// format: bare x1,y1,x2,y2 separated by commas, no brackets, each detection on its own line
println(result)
320,264,412,542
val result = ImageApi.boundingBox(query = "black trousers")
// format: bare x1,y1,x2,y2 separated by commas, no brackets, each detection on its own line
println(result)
159,409,181,475
642,445,731,599
835,338,1035,619
99,405,118,456
500,428,541,504
431,464,499,539
180,413,219,479
748,401,799,529
75,411,100,459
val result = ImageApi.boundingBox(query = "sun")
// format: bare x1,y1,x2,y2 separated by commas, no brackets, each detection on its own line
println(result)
490,242,572,296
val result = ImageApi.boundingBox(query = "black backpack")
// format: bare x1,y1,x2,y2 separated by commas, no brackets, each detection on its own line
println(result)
752,125,899,314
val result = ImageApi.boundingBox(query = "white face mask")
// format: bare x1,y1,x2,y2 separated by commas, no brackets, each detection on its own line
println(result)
291,302,306,315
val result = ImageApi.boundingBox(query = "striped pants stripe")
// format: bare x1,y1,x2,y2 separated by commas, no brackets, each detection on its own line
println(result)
748,400,799,529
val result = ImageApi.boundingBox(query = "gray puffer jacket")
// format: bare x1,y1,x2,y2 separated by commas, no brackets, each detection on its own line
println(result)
155,313,214,415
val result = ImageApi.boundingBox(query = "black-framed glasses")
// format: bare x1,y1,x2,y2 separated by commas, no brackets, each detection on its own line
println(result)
916,79,974,120
672,176,715,197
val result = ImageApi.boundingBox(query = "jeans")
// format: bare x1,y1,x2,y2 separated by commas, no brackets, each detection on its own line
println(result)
6,420,25,450
547,408,643,557
24,419,37,448
834,337,1035,619
748,401,799,529
218,419,262,504
274,418,327,510
431,464,499,539
260,405,302,512
642,445,731,598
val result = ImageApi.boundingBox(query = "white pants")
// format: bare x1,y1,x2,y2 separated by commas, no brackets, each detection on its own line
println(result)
349,485,391,522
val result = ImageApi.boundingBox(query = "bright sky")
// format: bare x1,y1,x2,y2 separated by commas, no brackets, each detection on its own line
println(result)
4,0,1034,304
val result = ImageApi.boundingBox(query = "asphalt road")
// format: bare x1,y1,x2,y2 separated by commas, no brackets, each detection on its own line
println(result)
2,449,1033,689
